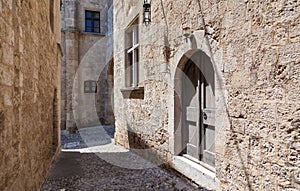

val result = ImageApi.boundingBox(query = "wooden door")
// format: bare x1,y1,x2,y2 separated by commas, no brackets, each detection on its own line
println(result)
182,60,215,168
200,71,215,168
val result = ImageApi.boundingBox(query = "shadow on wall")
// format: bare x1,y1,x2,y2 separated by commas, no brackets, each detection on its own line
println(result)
126,125,167,166
53,88,59,154
96,59,115,125
0,110,4,133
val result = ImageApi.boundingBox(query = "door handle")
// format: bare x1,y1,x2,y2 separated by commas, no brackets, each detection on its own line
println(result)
203,112,207,120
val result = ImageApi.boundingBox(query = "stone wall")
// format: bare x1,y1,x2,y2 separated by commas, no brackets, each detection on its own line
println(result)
0,0,61,190
113,0,169,157
113,0,300,190
61,0,114,131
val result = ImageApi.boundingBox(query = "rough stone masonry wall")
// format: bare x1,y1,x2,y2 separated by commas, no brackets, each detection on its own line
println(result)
191,1,299,190
114,0,300,190
113,0,171,163
0,0,61,190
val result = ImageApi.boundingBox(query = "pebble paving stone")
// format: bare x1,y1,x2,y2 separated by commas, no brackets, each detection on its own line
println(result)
41,126,209,191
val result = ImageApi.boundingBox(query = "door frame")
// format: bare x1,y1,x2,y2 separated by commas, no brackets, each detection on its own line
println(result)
173,49,216,170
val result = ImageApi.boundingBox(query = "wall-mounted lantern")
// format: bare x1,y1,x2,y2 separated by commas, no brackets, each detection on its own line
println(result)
183,27,192,38
183,26,193,42
143,0,151,25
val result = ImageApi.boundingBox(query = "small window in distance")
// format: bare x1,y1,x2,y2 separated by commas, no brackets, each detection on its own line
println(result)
125,18,139,87
84,81,97,93
85,10,100,33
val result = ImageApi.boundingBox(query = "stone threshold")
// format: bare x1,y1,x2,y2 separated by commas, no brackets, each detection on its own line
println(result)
171,156,220,191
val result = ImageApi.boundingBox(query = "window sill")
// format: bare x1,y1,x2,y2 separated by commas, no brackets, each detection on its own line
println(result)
81,32,106,36
120,87,144,99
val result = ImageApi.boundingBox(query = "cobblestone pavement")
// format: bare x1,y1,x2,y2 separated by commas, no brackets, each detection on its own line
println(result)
41,126,207,191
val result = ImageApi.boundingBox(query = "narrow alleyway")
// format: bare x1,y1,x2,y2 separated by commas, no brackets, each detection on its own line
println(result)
40,126,206,191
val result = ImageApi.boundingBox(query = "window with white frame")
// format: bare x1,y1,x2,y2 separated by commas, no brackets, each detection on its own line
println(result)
125,18,139,87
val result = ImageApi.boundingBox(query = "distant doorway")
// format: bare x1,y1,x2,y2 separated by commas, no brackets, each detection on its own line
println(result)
175,50,216,169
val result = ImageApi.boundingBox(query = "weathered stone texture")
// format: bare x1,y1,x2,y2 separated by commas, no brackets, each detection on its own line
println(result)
114,0,300,190
61,0,114,131
0,0,61,190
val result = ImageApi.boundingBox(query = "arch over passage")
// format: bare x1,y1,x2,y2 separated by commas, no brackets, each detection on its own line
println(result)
174,49,216,169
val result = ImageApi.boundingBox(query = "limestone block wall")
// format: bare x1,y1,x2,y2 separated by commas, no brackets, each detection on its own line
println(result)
61,0,79,131
114,0,300,190
113,1,170,162
61,0,114,130
0,0,61,190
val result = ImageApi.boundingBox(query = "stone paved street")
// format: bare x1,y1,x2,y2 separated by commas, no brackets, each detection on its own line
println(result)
40,126,207,191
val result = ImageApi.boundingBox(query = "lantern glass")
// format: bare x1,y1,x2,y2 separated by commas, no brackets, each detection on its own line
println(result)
144,12,150,22
143,0,151,25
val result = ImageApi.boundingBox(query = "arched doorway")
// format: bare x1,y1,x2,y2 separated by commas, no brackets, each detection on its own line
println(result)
174,50,216,169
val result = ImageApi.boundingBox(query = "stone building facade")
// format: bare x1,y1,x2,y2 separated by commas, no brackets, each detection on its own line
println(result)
113,0,300,190
61,0,114,132
0,0,61,190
